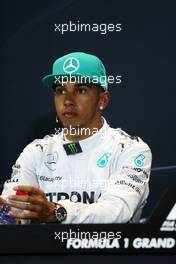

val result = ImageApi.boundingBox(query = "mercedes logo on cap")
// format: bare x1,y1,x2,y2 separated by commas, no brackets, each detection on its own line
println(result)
63,57,79,74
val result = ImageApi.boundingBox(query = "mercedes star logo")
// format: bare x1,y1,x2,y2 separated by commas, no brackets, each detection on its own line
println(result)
63,57,79,74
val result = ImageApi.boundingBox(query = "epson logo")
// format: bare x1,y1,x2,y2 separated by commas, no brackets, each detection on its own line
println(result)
46,191,95,203
66,238,120,249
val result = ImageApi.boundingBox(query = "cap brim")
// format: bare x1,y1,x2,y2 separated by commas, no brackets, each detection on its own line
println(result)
42,74,107,91
42,74,56,88
42,74,81,88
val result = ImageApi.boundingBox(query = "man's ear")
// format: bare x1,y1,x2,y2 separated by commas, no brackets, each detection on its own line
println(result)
99,92,110,111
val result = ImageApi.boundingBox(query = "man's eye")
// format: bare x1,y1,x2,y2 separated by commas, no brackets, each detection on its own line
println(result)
77,88,87,94
55,88,66,95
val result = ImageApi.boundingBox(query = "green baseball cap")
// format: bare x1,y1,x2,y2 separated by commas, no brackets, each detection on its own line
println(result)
42,52,108,91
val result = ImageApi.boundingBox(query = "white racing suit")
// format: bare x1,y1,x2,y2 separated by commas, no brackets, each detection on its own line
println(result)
1,119,152,223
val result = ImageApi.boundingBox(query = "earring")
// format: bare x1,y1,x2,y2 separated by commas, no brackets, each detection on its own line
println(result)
56,116,58,123
99,106,103,110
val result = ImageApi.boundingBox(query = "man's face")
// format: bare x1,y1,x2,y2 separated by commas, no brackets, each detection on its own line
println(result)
54,82,105,129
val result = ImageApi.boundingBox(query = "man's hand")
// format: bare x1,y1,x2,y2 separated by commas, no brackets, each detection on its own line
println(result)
0,196,6,205
6,185,57,223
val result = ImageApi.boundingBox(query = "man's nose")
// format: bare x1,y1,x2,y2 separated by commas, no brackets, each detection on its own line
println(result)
64,93,75,106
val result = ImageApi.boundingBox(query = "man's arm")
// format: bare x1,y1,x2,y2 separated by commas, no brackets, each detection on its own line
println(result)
5,140,152,224
1,141,39,200
55,141,152,224
0,141,40,224
0,139,59,223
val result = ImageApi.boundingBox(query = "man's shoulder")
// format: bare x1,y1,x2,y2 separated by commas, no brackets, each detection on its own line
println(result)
108,126,150,152
108,126,139,141
32,133,59,144
23,133,61,153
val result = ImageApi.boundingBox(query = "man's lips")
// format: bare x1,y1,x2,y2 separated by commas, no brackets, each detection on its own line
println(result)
62,111,78,118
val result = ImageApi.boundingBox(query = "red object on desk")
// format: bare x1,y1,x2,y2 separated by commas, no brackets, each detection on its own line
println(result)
16,191,28,196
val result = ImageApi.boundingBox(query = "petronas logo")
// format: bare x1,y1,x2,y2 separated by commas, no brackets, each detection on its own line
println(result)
97,153,112,168
68,143,77,153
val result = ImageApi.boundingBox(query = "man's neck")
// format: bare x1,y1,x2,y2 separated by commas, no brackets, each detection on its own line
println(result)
64,118,104,142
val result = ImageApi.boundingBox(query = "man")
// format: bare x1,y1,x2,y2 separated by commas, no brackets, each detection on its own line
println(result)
0,52,152,224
